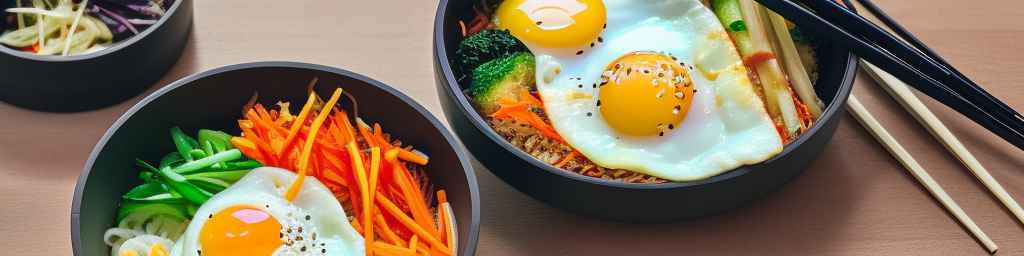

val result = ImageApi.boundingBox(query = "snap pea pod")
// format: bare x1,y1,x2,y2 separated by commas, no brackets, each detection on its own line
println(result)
170,127,195,162
138,159,211,205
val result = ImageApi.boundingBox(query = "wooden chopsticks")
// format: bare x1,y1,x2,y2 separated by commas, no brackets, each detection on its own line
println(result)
753,0,1024,151
846,95,998,254
861,61,1024,227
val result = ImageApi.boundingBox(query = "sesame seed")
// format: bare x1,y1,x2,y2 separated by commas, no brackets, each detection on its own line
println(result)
603,23,607,29
596,100,601,106
305,215,311,220
598,37,604,43
669,124,675,130
301,246,307,252
578,84,583,88
592,83,597,88
673,105,681,114
586,112,593,117
659,132,664,136
576,50,584,55
675,92,684,99
590,42,595,47
322,249,327,253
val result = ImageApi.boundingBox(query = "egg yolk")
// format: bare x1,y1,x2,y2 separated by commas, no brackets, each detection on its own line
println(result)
599,52,696,136
199,206,283,256
495,0,606,49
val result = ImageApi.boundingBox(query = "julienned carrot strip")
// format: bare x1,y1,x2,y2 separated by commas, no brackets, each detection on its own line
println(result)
409,235,419,251
348,141,371,222
366,147,382,255
375,213,407,247
230,137,265,163
385,149,400,163
357,118,378,148
372,241,416,256
554,151,577,168
336,110,357,143
397,149,429,166
241,124,278,167
490,100,563,142
279,92,317,159
393,163,440,239
285,88,343,202
376,194,451,255
436,190,448,246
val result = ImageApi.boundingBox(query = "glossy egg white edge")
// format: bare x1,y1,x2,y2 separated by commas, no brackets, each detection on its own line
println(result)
531,0,783,181
175,167,364,256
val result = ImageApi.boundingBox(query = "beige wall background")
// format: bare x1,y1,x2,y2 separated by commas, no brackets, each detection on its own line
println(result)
1,0,1022,255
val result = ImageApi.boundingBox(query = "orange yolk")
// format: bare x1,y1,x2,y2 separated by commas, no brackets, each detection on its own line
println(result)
599,52,696,136
495,0,606,49
199,206,283,256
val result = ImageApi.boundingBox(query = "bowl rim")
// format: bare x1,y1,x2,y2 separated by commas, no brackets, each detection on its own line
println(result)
432,0,858,190
0,0,187,62
71,61,482,255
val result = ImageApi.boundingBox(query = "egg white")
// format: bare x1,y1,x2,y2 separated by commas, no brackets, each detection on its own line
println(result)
527,0,783,181
175,167,364,256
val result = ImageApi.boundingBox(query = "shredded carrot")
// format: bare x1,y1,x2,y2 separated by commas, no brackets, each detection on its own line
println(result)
397,149,429,165
375,213,406,247
372,241,417,256
286,88,343,202
235,87,454,255
376,194,451,255
393,163,440,239
491,99,564,142
366,147,382,255
279,92,318,158
554,151,577,168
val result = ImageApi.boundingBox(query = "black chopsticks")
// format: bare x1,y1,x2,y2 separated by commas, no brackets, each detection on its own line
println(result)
753,0,1024,151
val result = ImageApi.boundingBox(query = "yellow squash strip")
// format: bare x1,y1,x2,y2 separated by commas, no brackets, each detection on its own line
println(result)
285,88,343,202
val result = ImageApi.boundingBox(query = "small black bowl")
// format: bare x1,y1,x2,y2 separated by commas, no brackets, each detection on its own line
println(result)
0,0,193,112
72,62,481,255
433,0,857,222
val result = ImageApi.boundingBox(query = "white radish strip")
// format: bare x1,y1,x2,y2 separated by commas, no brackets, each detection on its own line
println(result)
763,7,822,118
442,203,457,255
62,0,87,56
5,7,69,18
36,13,43,47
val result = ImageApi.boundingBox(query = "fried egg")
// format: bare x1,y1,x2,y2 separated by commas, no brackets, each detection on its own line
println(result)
173,167,363,256
496,0,783,181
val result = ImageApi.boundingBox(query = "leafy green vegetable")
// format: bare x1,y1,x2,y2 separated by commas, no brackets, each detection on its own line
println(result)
470,52,535,114
455,29,529,76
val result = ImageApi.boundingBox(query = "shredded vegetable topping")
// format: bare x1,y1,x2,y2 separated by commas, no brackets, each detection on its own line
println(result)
1,0,173,55
232,82,456,255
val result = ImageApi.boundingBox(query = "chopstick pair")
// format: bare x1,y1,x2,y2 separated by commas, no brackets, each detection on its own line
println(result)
845,94,998,254
811,0,1015,253
753,0,1024,152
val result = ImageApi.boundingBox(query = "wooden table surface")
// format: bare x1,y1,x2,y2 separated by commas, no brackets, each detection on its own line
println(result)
2,0,1022,255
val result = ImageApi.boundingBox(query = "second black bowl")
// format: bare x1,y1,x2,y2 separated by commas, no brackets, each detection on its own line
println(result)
72,62,481,255
0,0,193,112
433,0,857,222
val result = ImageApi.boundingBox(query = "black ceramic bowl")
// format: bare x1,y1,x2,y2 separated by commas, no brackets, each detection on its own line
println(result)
0,0,193,112
434,0,857,222
72,62,481,255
